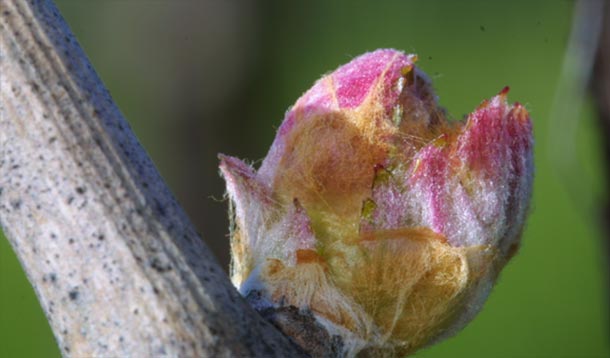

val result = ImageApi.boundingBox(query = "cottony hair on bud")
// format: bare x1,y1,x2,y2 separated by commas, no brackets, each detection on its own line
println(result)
219,49,533,357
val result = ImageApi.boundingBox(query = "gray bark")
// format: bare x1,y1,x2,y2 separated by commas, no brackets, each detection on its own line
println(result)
0,0,303,356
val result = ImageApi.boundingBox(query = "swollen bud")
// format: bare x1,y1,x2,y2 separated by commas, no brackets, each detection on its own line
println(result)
220,49,533,356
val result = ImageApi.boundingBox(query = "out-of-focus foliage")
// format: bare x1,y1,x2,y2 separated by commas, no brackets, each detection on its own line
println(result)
1,1,607,357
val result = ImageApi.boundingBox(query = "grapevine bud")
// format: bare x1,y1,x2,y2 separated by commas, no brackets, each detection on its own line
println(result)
220,49,533,356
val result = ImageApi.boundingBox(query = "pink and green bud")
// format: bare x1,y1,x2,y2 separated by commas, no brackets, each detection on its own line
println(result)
220,49,533,356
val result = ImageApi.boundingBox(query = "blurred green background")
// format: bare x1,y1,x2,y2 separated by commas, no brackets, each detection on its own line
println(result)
1,0,608,357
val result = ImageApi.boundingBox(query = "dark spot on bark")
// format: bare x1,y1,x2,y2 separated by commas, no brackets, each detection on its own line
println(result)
65,36,71,43
68,288,79,301
0,187,3,196
133,308,139,315
64,346,70,353
150,258,172,273
62,329,68,335
50,233,57,239
154,199,166,216
3,10,11,16
92,135,102,147
50,273,57,283
10,200,21,210
76,186,86,194
78,199,89,209
98,234,105,241
153,286,160,295
48,136,57,144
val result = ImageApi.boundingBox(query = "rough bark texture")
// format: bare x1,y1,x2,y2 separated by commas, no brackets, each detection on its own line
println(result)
0,0,305,356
